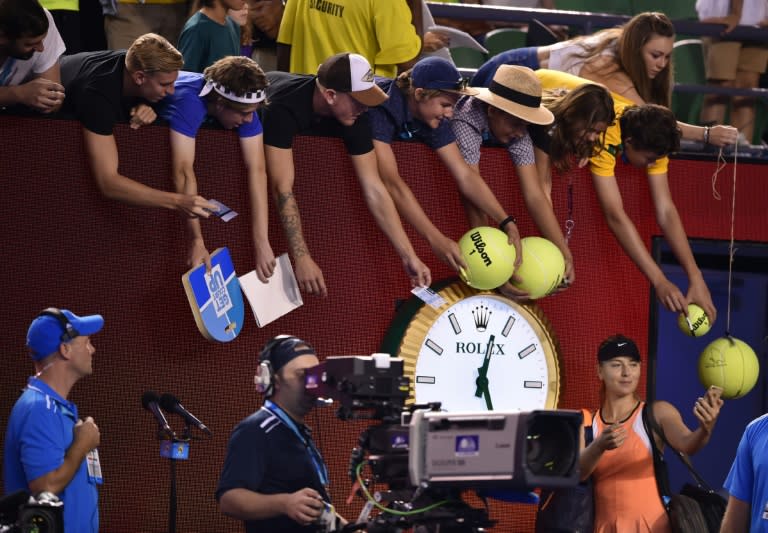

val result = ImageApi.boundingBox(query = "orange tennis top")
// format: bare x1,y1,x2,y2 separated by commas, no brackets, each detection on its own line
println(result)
592,401,671,533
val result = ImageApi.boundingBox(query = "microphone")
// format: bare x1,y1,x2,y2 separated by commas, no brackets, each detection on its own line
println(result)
141,390,175,439
160,393,212,436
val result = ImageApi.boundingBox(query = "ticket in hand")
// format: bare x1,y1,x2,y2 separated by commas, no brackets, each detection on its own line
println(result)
206,199,238,222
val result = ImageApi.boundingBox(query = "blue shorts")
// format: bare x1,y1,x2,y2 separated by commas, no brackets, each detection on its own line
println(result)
471,47,541,88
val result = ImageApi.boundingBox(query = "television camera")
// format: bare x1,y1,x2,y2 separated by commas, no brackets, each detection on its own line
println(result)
304,354,583,532
0,491,63,533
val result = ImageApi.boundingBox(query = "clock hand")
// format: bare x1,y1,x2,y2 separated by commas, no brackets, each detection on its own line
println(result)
475,334,495,398
482,386,494,410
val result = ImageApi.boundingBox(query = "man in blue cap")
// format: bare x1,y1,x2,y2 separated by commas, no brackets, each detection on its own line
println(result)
3,308,104,533
217,335,340,532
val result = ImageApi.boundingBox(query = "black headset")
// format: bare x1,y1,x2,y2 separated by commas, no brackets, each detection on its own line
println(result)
254,335,313,397
37,307,80,342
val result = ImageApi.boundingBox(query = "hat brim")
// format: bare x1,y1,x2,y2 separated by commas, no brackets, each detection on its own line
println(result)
69,313,105,337
441,87,480,97
350,86,388,107
473,88,554,126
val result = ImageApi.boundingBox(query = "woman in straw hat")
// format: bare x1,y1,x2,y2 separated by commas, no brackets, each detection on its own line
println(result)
367,56,523,278
471,12,737,148
452,64,615,295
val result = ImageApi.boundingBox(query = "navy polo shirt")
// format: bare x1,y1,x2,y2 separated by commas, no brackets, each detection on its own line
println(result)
3,377,99,533
368,77,456,150
217,406,330,533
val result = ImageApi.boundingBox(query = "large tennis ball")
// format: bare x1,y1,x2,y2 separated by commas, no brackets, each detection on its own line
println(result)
698,336,760,399
677,304,711,337
511,237,565,299
458,227,516,290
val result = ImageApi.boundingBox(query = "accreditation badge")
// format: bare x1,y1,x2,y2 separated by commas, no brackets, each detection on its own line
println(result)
86,449,103,484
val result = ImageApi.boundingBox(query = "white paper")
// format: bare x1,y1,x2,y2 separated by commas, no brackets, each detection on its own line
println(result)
427,25,489,54
239,253,303,327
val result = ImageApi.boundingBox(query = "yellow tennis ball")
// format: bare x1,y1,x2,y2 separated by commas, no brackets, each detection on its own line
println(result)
458,226,516,290
698,336,760,399
511,236,565,300
677,304,711,337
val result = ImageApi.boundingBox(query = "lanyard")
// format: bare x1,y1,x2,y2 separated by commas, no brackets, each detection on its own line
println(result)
263,400,329,487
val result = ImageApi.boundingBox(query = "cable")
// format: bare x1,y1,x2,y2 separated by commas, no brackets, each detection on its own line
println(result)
354,462,450,517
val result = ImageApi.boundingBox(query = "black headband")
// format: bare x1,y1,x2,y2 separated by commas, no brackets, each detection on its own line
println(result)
489,81,541,108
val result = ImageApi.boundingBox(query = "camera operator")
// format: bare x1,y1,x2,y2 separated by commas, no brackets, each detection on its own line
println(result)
217,335,342,532
3,308,103,533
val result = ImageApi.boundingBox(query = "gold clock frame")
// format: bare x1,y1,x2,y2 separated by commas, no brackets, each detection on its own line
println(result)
396,281,563,409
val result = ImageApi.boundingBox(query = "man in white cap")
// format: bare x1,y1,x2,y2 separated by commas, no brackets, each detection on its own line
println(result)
3,308,104,533
261,51,431,297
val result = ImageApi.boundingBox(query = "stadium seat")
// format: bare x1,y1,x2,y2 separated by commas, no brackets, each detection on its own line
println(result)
672,39,706,125
450,47,487,69
483,28,528,58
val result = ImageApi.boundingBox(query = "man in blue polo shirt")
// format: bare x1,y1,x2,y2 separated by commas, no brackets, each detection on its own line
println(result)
217,335,339,532
3,308,104,533
156,55,275,279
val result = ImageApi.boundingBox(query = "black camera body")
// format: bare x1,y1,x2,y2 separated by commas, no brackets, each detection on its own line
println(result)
0,491,64,533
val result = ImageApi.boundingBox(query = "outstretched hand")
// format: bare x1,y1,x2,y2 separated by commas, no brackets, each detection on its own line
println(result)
178,196,218,218
402,254,431,289
497,278,530,301
687,278,717,324
188,238,212,272
294,255,327,297
654,277,687,315
502,221,522,269
708,125,738,147
694,386,723,434
430,235,466,273
253,240,276,283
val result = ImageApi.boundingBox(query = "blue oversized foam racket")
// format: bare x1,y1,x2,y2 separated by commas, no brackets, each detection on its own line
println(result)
181,247,244,342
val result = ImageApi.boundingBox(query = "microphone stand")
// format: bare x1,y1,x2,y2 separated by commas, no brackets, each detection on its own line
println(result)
158,425,190,533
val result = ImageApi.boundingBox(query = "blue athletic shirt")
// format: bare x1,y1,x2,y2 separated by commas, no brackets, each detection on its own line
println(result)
724,413,768,532
157,71,263,138
3,377,99,533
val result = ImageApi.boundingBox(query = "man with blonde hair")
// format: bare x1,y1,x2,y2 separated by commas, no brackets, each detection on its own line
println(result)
60,33,216,217
157,56,276,278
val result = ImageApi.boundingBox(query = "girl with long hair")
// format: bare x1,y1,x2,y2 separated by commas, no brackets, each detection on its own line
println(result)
473,12,737,147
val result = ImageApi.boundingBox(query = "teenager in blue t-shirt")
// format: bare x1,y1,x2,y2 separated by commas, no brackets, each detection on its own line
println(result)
157,55,275,280
722,413,768,532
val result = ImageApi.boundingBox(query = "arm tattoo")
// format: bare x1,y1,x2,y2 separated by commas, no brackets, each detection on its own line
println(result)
277,191,309,259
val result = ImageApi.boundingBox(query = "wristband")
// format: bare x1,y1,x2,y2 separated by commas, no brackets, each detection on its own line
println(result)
703,125,710,145
499,215,516,232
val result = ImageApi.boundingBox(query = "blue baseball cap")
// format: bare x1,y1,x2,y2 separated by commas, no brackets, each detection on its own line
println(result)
411,57,477,95
26,309,104,361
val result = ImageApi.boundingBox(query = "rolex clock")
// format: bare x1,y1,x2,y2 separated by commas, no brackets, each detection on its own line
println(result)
382,280,562,412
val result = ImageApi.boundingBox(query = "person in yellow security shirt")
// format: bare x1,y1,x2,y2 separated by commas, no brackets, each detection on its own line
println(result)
276,0,421,78
532,69,717,325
